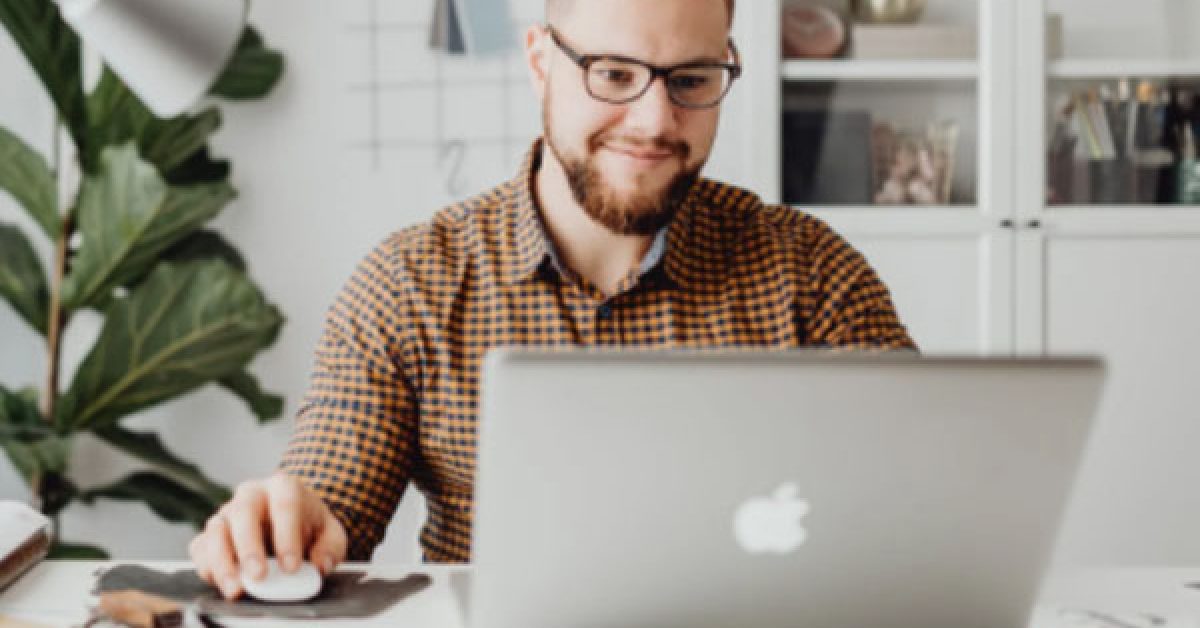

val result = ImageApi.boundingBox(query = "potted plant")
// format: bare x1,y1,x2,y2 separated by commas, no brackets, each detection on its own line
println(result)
0,0,286,557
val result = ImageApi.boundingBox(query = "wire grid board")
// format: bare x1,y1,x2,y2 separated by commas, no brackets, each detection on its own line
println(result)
342,0,542,196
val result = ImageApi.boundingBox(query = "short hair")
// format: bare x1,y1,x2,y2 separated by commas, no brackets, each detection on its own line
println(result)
546,0,735,28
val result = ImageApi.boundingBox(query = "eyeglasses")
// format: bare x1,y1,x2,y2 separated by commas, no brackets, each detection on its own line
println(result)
545,25,742,110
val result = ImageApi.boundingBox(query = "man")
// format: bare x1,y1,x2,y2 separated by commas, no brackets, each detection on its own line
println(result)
189,0,915,600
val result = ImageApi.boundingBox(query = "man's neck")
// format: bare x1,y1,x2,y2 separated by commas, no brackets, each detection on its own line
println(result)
534,145,656,298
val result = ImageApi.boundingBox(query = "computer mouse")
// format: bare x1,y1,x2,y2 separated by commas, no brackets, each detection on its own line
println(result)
240,558,323,602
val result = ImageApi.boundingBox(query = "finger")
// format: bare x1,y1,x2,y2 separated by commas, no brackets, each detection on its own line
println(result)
308,509,349,577
203,514,243,600
188,534,212,585
225,483,269,582
266,476,305,573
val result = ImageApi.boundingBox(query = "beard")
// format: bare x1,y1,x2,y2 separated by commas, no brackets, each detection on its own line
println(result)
543,105,703,236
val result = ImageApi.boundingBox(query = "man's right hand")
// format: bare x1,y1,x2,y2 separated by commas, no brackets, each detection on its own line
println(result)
188,472,348,600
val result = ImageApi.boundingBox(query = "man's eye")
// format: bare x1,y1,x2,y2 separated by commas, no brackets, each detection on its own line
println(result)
670,74,711,90
594,67,636,85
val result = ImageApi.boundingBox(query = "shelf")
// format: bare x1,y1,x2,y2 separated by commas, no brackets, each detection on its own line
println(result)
1047,204,1200,211
799,205,978,211
781,59,979,82
1050,59,1200,79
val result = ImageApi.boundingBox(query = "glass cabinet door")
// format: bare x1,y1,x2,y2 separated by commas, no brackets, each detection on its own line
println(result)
731,0,1015,355
1042,0,1200,207
1018,0,1200,568
777,0,982,209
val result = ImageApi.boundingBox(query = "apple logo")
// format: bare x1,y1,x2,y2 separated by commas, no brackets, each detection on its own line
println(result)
733,482,810,555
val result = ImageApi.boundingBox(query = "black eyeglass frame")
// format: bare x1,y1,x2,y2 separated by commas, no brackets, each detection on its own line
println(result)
544,24,743,110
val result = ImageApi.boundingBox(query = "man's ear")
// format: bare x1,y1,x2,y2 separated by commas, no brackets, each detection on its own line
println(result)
525,24,549,101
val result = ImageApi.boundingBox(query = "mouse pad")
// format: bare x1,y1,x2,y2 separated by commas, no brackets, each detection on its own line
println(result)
93,564,433,620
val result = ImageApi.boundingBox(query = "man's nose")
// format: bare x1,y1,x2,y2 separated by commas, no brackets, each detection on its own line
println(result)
622,76,681,138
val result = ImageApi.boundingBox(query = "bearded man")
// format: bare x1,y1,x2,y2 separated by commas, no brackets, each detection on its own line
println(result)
189,0,915,600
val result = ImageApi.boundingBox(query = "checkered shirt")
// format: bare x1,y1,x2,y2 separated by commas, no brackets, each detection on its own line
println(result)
280,139,916,562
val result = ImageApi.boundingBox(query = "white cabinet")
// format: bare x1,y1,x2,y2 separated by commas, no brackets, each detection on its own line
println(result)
1014,0,1200,566
717,0,1200,566
719,0,1017,355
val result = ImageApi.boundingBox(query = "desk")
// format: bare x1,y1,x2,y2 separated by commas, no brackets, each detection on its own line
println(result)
0,562,471,627
1,563,1198,627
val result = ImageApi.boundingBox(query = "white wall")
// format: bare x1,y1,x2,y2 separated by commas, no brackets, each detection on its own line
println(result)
0,0,756,561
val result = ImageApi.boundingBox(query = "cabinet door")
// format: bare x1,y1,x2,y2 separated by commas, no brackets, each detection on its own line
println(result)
1016,0,1200,566
815,212,1013,354
718,0,1015,353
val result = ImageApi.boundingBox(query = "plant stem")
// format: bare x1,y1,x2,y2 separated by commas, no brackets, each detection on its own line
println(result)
42,215,72,425
41,120,73,426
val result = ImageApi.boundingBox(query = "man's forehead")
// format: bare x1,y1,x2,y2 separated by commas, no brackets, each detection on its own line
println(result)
548,0,730,61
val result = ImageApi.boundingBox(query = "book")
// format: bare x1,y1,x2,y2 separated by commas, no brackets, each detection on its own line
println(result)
851,24,975,60
782,110,874,205
0,502,51,593
850,15,1062,61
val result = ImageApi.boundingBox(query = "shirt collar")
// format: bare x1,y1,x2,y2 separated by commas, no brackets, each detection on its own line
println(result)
500,138,707,289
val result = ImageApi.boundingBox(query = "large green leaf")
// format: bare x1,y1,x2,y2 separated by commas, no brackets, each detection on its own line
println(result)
87,67,224,175
163,146,231,186
57,260,283,430
163,229,246,271
49,541,109,560
82,471,218,528
0,0,88,167
219,370,284,423
0,224,49,335
0,435,66,485
60,144,234,310
209,27,285,100
0,386,67,486
93,425,231,505
0,387,75,517
0,127,58,239
118,229,247,296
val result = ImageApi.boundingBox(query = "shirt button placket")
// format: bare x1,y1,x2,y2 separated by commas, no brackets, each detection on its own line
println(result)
595,302,615,344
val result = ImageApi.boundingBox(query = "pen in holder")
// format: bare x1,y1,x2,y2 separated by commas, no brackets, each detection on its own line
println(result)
1177,123,1200,204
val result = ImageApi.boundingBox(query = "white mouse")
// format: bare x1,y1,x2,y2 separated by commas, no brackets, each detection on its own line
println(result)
240,558,323,602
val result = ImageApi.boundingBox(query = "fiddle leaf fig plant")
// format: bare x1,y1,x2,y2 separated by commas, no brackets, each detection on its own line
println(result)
0,0,286,558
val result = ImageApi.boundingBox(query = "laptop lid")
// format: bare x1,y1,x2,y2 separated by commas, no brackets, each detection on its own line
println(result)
472,350,1105,628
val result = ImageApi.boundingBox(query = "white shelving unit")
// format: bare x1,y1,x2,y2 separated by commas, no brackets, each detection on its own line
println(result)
723,0,1200,571
1050,59,1200,79
782,59,978,81
727,0,1012,356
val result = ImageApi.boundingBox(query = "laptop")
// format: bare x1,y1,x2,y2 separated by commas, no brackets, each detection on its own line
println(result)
470,350,1106,628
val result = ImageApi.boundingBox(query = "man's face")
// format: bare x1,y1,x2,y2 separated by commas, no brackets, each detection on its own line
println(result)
530,0,732,235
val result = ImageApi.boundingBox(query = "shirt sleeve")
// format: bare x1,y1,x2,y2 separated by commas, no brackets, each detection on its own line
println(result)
804,221,919,351
279,239,420,560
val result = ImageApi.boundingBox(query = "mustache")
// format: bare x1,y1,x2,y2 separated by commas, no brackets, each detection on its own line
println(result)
592,133,691,159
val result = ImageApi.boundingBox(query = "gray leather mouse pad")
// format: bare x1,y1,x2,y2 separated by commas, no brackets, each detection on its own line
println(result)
93,564,433,620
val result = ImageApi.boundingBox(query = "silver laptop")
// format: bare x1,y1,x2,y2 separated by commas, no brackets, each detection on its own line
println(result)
470,350,1106,628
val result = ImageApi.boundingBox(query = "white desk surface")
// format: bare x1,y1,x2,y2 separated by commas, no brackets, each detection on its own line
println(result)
1,562,1198,627
0,561,471,627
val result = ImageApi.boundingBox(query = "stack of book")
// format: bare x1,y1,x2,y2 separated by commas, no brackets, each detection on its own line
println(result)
852,24,975,60
849,14,1062,60
0,501,51,593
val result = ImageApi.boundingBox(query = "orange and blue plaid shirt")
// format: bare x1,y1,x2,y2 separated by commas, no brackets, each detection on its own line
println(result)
280,140,916,563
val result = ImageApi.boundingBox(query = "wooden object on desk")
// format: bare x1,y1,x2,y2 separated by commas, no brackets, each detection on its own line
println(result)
0,503,50,594
96,590,184,628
